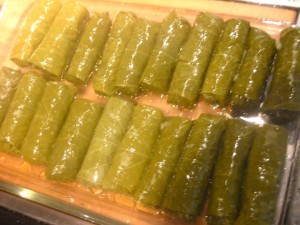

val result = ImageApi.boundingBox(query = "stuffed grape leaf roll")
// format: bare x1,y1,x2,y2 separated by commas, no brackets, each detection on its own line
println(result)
65,13,111,85
162,114,225,221
21,82,77,164
77,97,134,187
93,11,137,96
139,11,191,94
234,124,288,225
206,119,256,225
115,18,160,96
261,27,300,124
10,0,62,67
0,67,23,125
101,104,164,194
167,12,224,108
29,1,89,79
134,116,192,207
230,27,276,116
45,98,103,182
0,72,46,155
201,19,249,107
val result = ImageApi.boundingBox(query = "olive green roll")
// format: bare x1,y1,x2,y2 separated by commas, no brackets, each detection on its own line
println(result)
134,117,192,207
201,19,250,107
206,119,256,225
45,99,103,182
65,13,111,84
77,97,134,187
101,104,164,194
167,12,224,108
93,12,137,96
261,27,300,124
10,0,62,67
230,27,276,116
115,18,160,96
0,72,46,155
29,1,89,79
139,11,191,94
162,114,226,221
234,124,288,225
0,67,23,125
21,82,77,165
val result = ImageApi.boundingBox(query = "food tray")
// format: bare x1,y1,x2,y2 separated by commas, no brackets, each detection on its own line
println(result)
0,1,299,225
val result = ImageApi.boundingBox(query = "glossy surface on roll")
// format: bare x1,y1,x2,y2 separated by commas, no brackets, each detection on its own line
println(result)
0,67,23,125
167,12,224,108
234,124,288,225
206,119,256,225
10,0,62,66
29,1,89,79
139,11,191,94
230,27,276,116
77,97,134,187
93,11,137,96
201,19,249,107
21,82,77,164
0,72,46,155
162,114,225,221
134,117,192,207
45,99,103,182
101,104,164,194
115,18,160,96
65,13,111,84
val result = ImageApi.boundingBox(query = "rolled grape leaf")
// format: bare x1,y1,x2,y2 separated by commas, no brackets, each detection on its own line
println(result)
162,114,226,221
230,27,276,116
0,72,46,155
115,18,160,96
0,67,23,125
21,82,77,165
29,1,89,79
201,19,250,107
206,119,256,225
139,11,191,94
65,12,111,85
167,12,224,108
93,11,137,96
77,97,134,187
134,116,192,207
234,124,288,225
10,0,62,67
101,104,164,194
261,27,300,124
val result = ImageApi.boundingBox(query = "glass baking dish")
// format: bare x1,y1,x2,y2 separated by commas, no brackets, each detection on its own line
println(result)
0,0,299,225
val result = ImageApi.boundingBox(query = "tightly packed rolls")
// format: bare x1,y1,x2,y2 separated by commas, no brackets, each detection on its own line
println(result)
0,72,46,155
206,119,256,225
167,12,224,108
29,1,89,79
65,13,111,85
139,11,191,94
162,114,226,221
101,104,164,194
134,117,192,207
115,18,160,96
10,0,62,66
0,67,23,125
93,11,137,96
230,27,276,116
21,82,77,164
45,99,103,182
201,19,250,107
234,124,288,225
261,27,300,124
77,97,134,187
